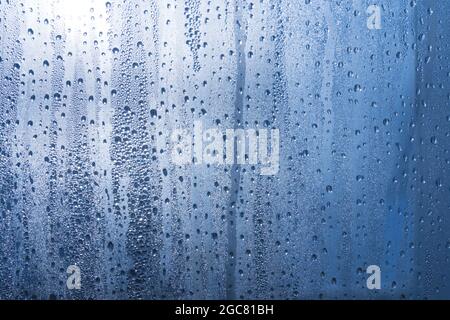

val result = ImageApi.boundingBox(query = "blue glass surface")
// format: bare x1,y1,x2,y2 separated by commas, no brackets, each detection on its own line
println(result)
0,0,449,299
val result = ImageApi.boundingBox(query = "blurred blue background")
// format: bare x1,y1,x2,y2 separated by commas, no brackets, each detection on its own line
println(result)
0,0,449,299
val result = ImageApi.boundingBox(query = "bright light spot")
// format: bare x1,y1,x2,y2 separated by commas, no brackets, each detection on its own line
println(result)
53,0,109,32
55,0,93,20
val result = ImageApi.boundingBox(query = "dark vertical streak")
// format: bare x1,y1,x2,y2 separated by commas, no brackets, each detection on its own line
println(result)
226,0,247,300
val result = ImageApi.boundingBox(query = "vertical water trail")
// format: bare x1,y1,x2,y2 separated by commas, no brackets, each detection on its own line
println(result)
226,0,247,300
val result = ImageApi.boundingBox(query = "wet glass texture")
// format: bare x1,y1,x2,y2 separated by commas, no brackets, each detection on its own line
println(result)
0,0,449,299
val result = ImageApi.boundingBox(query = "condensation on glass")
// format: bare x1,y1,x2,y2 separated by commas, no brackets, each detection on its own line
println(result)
0,0,449,299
